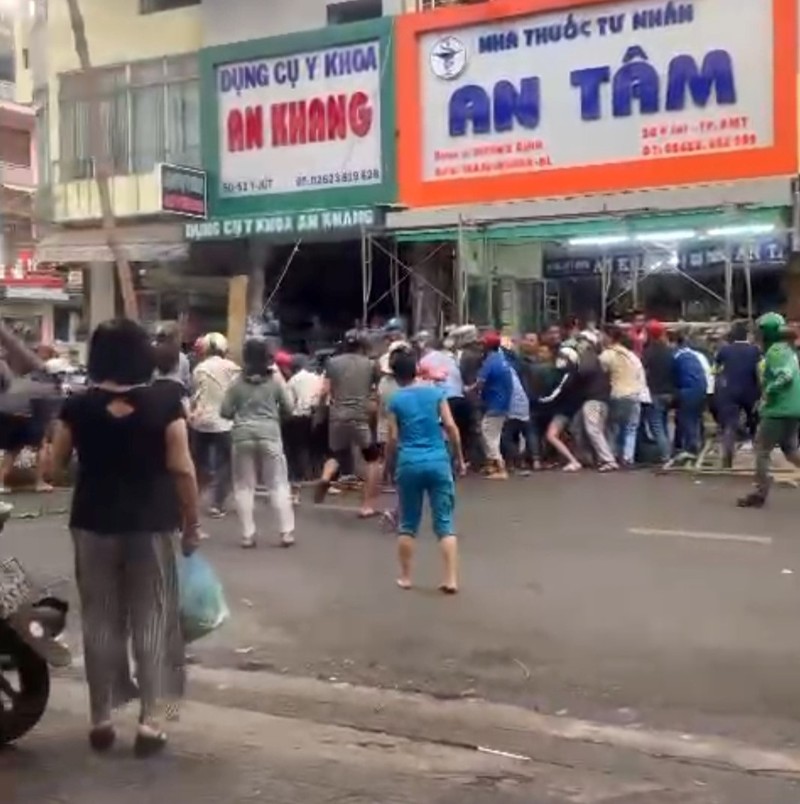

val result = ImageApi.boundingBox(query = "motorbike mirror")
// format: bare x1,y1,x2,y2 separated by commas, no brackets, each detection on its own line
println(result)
0,502,14,532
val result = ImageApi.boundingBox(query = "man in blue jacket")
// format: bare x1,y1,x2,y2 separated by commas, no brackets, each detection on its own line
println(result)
671,331,708,456
474,332,513,479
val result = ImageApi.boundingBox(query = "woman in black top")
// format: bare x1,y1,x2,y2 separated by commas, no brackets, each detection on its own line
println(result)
52,319,201,757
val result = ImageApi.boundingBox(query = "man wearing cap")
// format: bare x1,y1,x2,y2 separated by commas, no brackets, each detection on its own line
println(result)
316,329,381,517
474,331,513,479
190,332,240,517
738,313,800,508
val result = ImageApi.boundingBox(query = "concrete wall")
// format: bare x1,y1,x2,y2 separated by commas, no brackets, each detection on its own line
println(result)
201,0,404,46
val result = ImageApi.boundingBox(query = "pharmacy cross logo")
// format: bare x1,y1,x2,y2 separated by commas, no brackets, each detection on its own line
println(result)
429,36,467,80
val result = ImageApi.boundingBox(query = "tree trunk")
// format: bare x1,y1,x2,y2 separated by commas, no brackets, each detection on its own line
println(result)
64,0,138,321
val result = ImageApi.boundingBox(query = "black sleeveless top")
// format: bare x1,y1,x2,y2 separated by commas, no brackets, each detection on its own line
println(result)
59,383,184,534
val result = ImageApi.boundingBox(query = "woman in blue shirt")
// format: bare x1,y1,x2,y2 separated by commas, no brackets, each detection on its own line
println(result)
386,350,466,594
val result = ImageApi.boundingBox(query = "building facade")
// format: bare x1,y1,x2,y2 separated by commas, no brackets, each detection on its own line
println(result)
16,0,800,340
392,0,800,330
15,0,204,331
16,0,420,343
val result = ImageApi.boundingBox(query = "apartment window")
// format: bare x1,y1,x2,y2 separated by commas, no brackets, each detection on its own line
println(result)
327,0,382,24
0,129,31,168
140,0,200,13
58,54,200,181
31,0,47,23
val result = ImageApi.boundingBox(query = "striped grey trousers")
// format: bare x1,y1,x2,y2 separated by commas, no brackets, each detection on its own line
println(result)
72,529,185,725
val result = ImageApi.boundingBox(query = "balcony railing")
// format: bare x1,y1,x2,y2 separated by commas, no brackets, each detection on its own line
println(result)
37,156,198,223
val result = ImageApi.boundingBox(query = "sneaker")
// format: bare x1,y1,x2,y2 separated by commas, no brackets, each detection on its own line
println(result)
241,535,257,549
280,533,296,548
208,507,227,519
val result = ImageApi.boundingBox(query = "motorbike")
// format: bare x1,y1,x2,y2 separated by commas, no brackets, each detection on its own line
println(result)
0,503,71,746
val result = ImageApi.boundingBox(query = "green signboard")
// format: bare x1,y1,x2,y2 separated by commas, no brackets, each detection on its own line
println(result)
184,206,385,242
200,19,396,219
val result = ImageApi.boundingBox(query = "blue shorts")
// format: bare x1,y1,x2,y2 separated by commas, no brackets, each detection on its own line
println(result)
396,461,455,539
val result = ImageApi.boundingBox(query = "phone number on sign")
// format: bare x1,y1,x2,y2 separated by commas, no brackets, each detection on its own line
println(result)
295,168,380,189
642,133,758,157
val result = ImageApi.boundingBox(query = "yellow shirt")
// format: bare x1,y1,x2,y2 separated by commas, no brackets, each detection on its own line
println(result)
600,345,647,400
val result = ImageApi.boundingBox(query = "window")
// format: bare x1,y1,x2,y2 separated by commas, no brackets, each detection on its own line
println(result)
140,0,200,13
327,0,382,24
0,129,32,168
58,55,200,181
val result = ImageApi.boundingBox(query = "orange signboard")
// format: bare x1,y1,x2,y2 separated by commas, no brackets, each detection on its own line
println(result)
396,0,798,208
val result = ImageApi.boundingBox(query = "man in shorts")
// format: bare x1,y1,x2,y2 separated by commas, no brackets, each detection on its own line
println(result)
315,329,381,518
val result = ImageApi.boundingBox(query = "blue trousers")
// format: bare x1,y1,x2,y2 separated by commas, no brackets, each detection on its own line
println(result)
396,461,455,538
675,389,706,455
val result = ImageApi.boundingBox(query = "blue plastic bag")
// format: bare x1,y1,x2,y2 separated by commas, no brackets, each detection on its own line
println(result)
178,553,230,643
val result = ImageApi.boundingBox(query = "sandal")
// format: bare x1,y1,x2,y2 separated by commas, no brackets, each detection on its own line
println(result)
562,463,582,473
134,726,168,759
89,723,116,753
396,578,412,590
438,584,459,595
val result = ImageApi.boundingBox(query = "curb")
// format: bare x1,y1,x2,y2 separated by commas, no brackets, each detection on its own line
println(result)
59,660,800,778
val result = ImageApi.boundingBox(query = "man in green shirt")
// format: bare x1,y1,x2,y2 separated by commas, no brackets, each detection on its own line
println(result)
738,312,800,508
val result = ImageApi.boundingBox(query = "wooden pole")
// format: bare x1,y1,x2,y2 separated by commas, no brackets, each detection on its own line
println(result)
64,0,139,321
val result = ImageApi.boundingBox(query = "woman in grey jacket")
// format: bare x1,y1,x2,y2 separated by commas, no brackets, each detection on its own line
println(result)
221,338,295,548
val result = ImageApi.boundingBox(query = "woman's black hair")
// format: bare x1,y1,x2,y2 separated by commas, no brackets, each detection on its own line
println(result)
153,339,180,375
390,349,417,385
243,337,272,377
88,318,155,385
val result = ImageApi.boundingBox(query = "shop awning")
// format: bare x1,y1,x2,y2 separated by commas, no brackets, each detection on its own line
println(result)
394,206,788,243
35,222,189,264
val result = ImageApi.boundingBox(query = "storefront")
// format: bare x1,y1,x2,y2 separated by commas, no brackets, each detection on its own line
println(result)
197,19,397,347
0,253,81,346
391,0,798,330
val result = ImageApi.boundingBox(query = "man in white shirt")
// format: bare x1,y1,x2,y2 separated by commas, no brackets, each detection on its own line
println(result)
190,332,240,517
280,353,323,491
600,327,649,467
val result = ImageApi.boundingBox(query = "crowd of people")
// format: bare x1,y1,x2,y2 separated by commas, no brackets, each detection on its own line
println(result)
4,306,797,757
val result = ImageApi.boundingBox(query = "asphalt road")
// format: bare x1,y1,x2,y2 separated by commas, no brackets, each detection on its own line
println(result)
6,471,800,749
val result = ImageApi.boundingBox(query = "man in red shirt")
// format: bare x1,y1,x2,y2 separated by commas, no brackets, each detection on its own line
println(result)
630,309,648,357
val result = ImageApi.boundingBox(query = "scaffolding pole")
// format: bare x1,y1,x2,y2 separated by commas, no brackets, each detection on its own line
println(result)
360,227,373,327
744,239,754,323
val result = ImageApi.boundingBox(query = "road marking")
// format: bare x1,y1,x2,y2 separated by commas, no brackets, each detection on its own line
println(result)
627,527,772,546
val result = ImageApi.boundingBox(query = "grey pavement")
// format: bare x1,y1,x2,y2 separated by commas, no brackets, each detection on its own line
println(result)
6,473,800,753
3,677,800,803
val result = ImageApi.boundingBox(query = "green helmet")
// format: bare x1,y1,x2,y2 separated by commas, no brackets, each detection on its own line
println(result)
757,312,786,336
